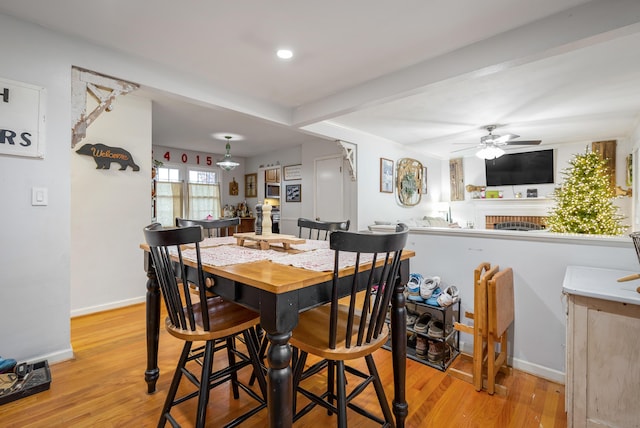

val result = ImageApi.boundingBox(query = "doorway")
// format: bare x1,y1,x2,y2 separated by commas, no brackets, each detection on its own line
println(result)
314,156,345,222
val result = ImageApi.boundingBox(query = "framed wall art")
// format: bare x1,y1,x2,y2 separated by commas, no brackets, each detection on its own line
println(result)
449,158,464,201
283,164,302,180
380,158,394,193
0,76,46,159
285,184,301,202
244,173,257,198
396,158,423,206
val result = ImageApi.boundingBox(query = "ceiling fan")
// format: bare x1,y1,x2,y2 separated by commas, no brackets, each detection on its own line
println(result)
454,125,541,159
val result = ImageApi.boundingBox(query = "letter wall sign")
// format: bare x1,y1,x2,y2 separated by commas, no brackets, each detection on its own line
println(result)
0,77,46,159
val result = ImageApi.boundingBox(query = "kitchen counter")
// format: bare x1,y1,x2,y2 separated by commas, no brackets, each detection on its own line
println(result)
563,265,640,428
562,265,640,305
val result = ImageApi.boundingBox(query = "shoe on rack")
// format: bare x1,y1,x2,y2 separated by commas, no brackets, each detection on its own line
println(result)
425,287,442,306
436,285,460,307
428,341,445,363
407,332,417,348
406,273,424,302
406,311,418,328
415,336,428,358
444,343,452,362
413,312,432,334
427,320,444,339
420,276,440,300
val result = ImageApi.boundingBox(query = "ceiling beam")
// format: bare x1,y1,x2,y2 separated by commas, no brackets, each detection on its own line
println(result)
292,0,640,128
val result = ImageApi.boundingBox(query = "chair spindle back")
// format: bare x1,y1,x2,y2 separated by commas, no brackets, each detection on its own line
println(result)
176,217,240,238
327,223,408,350
144,223,212,332
297,218,350,240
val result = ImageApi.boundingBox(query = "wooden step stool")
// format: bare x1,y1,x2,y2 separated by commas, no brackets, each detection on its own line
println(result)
449,262,514,395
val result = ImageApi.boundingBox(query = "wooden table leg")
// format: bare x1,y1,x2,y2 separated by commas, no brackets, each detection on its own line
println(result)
391,263,409,427
144,252,161,394
260,291,296,428
266,331,293,428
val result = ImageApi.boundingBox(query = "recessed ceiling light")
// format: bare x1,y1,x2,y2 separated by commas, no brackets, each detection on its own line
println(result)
211,132,245,141
276,49,293,60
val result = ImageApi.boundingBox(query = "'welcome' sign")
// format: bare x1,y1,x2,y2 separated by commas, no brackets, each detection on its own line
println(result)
0,77,46,159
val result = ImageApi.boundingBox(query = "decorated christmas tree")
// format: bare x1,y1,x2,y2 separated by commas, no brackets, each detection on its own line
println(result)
547,149,625,235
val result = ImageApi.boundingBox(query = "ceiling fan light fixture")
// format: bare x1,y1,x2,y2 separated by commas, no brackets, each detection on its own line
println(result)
476,145,505,160
216,136,240,171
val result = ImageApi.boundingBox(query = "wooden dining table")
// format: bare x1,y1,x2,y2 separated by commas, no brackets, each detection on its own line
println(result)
141,235,414,428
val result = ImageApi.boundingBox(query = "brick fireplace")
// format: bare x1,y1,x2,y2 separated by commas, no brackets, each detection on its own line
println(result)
470,198,554,229
485,215,547,230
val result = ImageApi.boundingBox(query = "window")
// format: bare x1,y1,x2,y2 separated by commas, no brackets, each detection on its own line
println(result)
154,167,221,226
187,170,220,220
155,167,182,226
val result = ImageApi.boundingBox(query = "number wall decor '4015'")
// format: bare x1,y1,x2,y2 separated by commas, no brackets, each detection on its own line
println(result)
155,146,220,167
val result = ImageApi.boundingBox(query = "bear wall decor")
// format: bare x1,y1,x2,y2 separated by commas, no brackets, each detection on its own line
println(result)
76,143,140,171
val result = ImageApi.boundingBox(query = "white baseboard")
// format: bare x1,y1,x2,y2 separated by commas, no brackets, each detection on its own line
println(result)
458,340,565,385
24,298,146,367
25,347,75,365
70,296,146,318
511,358,565,384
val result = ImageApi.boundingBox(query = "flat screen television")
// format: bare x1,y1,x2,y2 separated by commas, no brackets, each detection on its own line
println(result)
485,149,554,186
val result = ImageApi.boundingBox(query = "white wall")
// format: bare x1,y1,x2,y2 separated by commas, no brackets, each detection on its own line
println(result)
355,138,444,229
0,13,291,364
300,140,353,230
0,15,74,363
152,144,248,217
404,229,638,382
71,94,151,315
245,143,304,234
301,123,446,230
244,139,355,235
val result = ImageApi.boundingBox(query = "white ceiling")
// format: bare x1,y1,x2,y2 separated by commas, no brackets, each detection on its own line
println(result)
2,0,640,159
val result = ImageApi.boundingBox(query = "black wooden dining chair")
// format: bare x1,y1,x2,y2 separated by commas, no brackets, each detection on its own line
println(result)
297,218,351,240
291,224,409,427
143,223,266,428
176,217,240,238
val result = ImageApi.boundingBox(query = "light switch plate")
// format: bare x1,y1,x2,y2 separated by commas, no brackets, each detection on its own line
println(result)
32,187,48,206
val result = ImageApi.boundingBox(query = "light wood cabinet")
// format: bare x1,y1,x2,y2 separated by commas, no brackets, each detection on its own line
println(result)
265,168,280,183
564,266,640,428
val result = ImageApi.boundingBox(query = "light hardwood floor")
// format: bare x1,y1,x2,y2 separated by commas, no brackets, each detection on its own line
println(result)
0,303,566,427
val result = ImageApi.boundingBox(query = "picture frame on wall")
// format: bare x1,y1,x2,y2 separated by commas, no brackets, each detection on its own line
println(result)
244,173,257,198
286,184,301,202
380,158,394,193
283,164,302,181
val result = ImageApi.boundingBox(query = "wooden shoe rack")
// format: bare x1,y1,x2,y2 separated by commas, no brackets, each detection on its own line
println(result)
384,298,461,372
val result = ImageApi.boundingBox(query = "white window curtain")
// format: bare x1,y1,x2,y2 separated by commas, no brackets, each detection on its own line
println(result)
187,183,221,220
156,181,183,226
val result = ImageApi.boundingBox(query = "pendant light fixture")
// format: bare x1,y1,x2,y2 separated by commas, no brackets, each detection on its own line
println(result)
216,135,240,171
